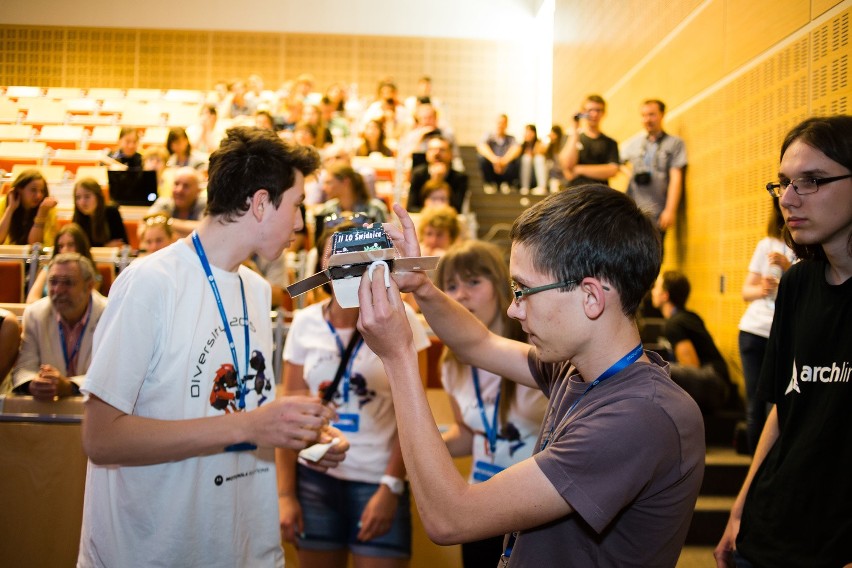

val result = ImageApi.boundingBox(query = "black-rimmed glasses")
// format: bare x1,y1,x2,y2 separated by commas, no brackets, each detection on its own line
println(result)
765,174,852,197
510,279,577,305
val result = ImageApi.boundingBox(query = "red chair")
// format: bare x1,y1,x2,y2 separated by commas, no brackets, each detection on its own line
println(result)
0,260,25,303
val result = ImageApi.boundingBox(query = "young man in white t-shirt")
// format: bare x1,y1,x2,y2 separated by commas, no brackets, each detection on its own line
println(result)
79,126,348,567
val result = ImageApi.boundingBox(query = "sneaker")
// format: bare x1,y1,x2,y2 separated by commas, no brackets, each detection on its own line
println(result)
531,186,546,195
500,183,511,195
483,183,497,195
519,187,530,195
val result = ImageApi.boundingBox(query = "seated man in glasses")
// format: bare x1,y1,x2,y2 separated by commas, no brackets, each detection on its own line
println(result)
12,253,107,400
357,185,705,566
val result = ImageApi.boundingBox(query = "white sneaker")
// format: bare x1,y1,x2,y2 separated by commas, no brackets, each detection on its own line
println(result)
520,187,530,195
483,183,497,195
500,183,511,195
531,186,546,195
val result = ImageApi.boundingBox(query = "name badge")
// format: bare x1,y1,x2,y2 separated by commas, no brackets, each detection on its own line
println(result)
334,412,360,433
473,460,505,482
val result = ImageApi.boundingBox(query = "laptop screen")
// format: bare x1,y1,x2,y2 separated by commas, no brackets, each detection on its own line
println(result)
106,170,158,206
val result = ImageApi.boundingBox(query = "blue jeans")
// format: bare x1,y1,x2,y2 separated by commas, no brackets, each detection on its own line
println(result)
478,155,520,186
296,464,411,558
739,331,770,453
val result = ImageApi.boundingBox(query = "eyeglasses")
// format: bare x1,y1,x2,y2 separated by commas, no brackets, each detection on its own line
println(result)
48,277,79,288
765,174,852,197
510,279,576,305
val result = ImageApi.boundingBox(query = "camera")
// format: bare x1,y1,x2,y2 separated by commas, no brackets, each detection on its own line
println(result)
633,171,652,185
573,112,589,121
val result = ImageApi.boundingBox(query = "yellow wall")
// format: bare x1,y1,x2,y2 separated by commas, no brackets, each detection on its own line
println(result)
554,0,851,387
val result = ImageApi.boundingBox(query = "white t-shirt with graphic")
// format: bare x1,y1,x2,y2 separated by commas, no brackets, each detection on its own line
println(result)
79,241,282,568
738,237,796,338
283,301,430,483
441,361,547,483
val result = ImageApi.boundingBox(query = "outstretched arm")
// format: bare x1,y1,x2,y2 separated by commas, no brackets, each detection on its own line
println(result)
83,393,336,466
386,204,535,387
357,268,571,544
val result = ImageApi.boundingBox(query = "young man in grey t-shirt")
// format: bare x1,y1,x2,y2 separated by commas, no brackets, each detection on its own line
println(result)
358,185,705,566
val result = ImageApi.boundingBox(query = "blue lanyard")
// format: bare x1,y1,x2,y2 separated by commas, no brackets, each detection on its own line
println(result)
472,367,500,456
502,344,645,563
325,315,363,404
191,231,250,411
539,343,644,451
58,297,93,375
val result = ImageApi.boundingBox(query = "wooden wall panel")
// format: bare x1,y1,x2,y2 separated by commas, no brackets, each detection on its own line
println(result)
811,10,850,115
724,0,810,72
552,0,704,129
571,1,850,388
0,27,67,87
138,30,210,90
606,0,727,143
63,28,137,88
209,32,284,91
813,0,845,16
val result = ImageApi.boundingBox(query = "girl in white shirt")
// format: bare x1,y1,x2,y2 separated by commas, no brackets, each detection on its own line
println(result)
436,240,547,568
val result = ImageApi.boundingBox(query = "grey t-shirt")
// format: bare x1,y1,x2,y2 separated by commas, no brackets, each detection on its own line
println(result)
623,132,687,222
505,350,704,567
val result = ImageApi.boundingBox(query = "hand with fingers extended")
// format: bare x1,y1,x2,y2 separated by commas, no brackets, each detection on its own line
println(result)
244,395,337,450
384,204,434,295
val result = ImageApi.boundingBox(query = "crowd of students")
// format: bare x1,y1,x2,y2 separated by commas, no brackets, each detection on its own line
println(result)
0,74,849,566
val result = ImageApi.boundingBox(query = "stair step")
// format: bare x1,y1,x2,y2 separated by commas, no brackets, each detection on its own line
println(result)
701,446,750,496
686,497,735,546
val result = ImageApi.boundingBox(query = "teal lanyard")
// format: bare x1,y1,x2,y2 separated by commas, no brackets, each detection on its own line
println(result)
472,367,500,456
192,232,255,452
502,344,645,564
58,298,93,375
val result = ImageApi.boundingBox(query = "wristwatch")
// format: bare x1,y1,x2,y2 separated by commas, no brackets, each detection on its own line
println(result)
380,475,405,496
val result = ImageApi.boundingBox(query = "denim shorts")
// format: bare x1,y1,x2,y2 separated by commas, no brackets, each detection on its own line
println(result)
296,464,411,558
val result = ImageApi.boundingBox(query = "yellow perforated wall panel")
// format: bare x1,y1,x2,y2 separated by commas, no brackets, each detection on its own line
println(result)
554,1,851,387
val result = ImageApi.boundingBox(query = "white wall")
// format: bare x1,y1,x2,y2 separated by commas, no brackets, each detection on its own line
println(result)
1,0,537,41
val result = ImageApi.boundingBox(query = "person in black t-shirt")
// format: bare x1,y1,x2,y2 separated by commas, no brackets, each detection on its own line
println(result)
715,115,852,568
559,94,619,188
652,270,731,412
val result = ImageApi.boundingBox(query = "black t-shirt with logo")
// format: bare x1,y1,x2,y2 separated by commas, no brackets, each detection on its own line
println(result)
738,260,852,567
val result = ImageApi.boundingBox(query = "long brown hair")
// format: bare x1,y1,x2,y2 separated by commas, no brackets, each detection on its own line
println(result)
8,169,49,245
437,240,526,427
779,116,852,260
72,177,110,246
52,223,93,261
